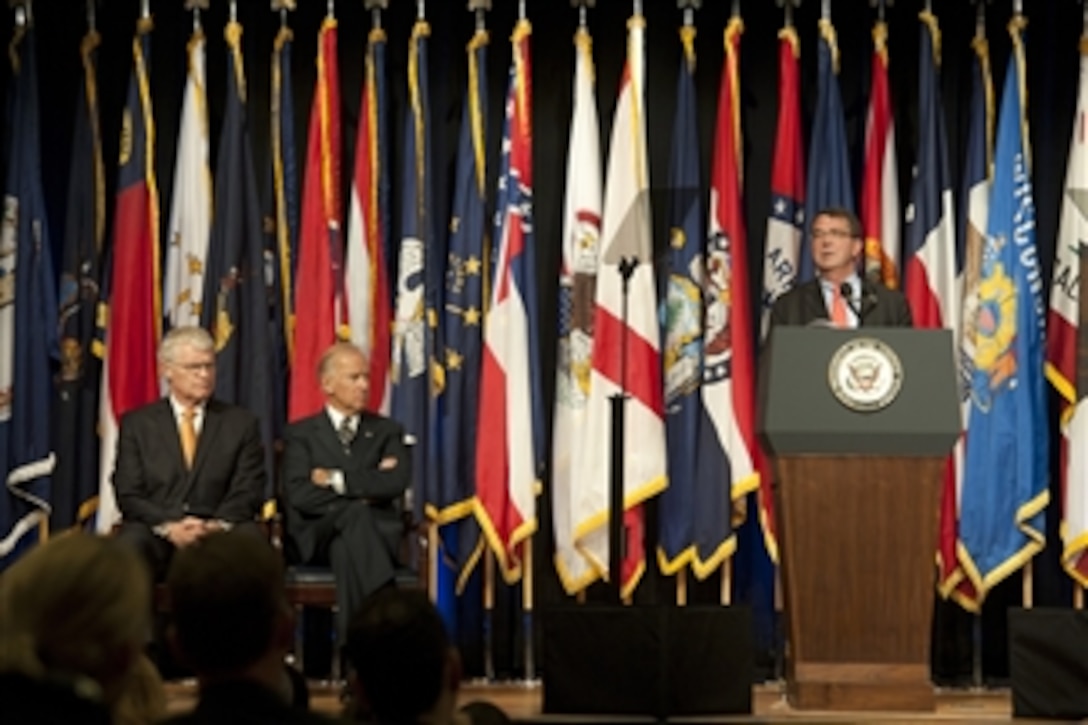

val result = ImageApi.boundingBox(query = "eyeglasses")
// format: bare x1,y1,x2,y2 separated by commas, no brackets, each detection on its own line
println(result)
176,361,215,373
811,228,853,241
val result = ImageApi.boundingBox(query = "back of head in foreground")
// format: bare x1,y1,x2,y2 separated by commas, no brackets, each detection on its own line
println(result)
345,588,460,724
0,532,162,723
166,530,292,684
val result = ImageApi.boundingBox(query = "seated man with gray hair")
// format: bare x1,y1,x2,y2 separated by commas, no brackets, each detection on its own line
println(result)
113,325,265,581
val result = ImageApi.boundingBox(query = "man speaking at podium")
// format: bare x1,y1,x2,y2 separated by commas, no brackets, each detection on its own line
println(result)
769,207,912,329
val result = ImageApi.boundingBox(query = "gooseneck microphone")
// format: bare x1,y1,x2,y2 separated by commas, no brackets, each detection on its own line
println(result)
839,281,864,327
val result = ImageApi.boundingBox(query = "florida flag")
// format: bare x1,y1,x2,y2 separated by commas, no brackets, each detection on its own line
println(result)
1045,26,1088,587
860,19,900,289
475,20,543,584
577,13,667,598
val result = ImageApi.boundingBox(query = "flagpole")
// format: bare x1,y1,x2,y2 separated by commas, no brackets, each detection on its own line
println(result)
483,551,496,681
140,0,150,19
821,0,829,21
86,0,95,32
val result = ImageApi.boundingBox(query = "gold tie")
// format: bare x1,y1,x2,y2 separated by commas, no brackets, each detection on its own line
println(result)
180,407,197,469
831,286,849,328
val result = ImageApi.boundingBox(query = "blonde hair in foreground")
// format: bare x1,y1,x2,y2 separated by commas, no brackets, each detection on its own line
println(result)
0,532,158,716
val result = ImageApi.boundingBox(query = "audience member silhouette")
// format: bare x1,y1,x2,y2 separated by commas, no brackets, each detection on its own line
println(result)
343,588,511,725
162,530,329,724
0,533,165,724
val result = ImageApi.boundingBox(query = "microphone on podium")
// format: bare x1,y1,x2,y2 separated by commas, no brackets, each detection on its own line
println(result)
839,281,864,327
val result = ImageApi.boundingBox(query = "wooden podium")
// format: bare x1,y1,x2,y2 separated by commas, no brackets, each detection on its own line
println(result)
760,327,960,711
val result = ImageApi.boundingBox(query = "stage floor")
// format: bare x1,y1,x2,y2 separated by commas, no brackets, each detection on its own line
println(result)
164,679,1065,723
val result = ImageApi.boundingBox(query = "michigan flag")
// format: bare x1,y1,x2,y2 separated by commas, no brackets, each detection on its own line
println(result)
476,20,542,584
553,25,602,594
1,22,57,562
1045,24,1088,587
96,17,161,533
958,16,1049,609
799,17,853,282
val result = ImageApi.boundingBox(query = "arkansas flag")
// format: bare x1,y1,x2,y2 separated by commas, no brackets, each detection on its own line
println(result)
346,26,392,415
759,23,805,345
860,19,900,289
1045,26,1088,587
475,20,543,584
553,26,602,594
289,17,344,421
577,12,667,598
96,18,161,532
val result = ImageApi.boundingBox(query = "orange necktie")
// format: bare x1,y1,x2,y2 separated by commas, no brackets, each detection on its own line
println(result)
830,286,849,328
180,407,197,469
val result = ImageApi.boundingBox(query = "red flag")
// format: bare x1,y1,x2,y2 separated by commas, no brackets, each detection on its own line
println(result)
96,20,161,531
289,18,344,421
346,28,392,415
860,20,900,289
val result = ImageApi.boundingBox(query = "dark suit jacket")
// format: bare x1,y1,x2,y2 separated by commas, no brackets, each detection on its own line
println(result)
282,411,411,564
768,277,913,329
112,398,264,526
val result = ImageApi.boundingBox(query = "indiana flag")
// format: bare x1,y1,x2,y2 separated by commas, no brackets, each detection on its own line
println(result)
163,27,210,330
860,18,900,289
201,20,275,494
436,29,488,581
53,25,105,531
0,23,58,562
958,16,1049,609
943,28,994,602
658,25,704,578
346,26,392,415
96,18,161,533
289,17,344,421
553,25,602,594
799,17,854,282
578,12,667,597
391,20,439,522
1045,25,1088,587
759,22,805,345
476,20,543,584
693,16,761,576
903,9,959,598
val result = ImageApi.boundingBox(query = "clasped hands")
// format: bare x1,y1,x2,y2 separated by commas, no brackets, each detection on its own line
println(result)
163,517,226,548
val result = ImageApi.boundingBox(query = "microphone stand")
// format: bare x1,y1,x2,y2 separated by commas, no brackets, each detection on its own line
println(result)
610,256,638,603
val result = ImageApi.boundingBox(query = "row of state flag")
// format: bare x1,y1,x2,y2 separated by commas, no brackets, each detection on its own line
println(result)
0,3,1084,618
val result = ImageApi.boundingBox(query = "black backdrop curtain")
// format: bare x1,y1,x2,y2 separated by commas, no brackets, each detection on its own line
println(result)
2,0,1082,681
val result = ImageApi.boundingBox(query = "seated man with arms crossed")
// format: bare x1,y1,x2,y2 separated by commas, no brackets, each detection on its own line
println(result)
113,325,265,580
283,342,412,641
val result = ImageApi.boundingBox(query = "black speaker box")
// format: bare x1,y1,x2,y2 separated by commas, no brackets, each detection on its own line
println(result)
541,605,753,718
1009,607,1088,720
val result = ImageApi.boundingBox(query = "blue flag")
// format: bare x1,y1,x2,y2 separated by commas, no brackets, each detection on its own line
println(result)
959,20,1049,604
53,27,104,531
202,23,274,499
800,20,854,282
392,21,440,524
436,33,488,583
264,25,300,447
658,33,703,574
1,25,58,565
